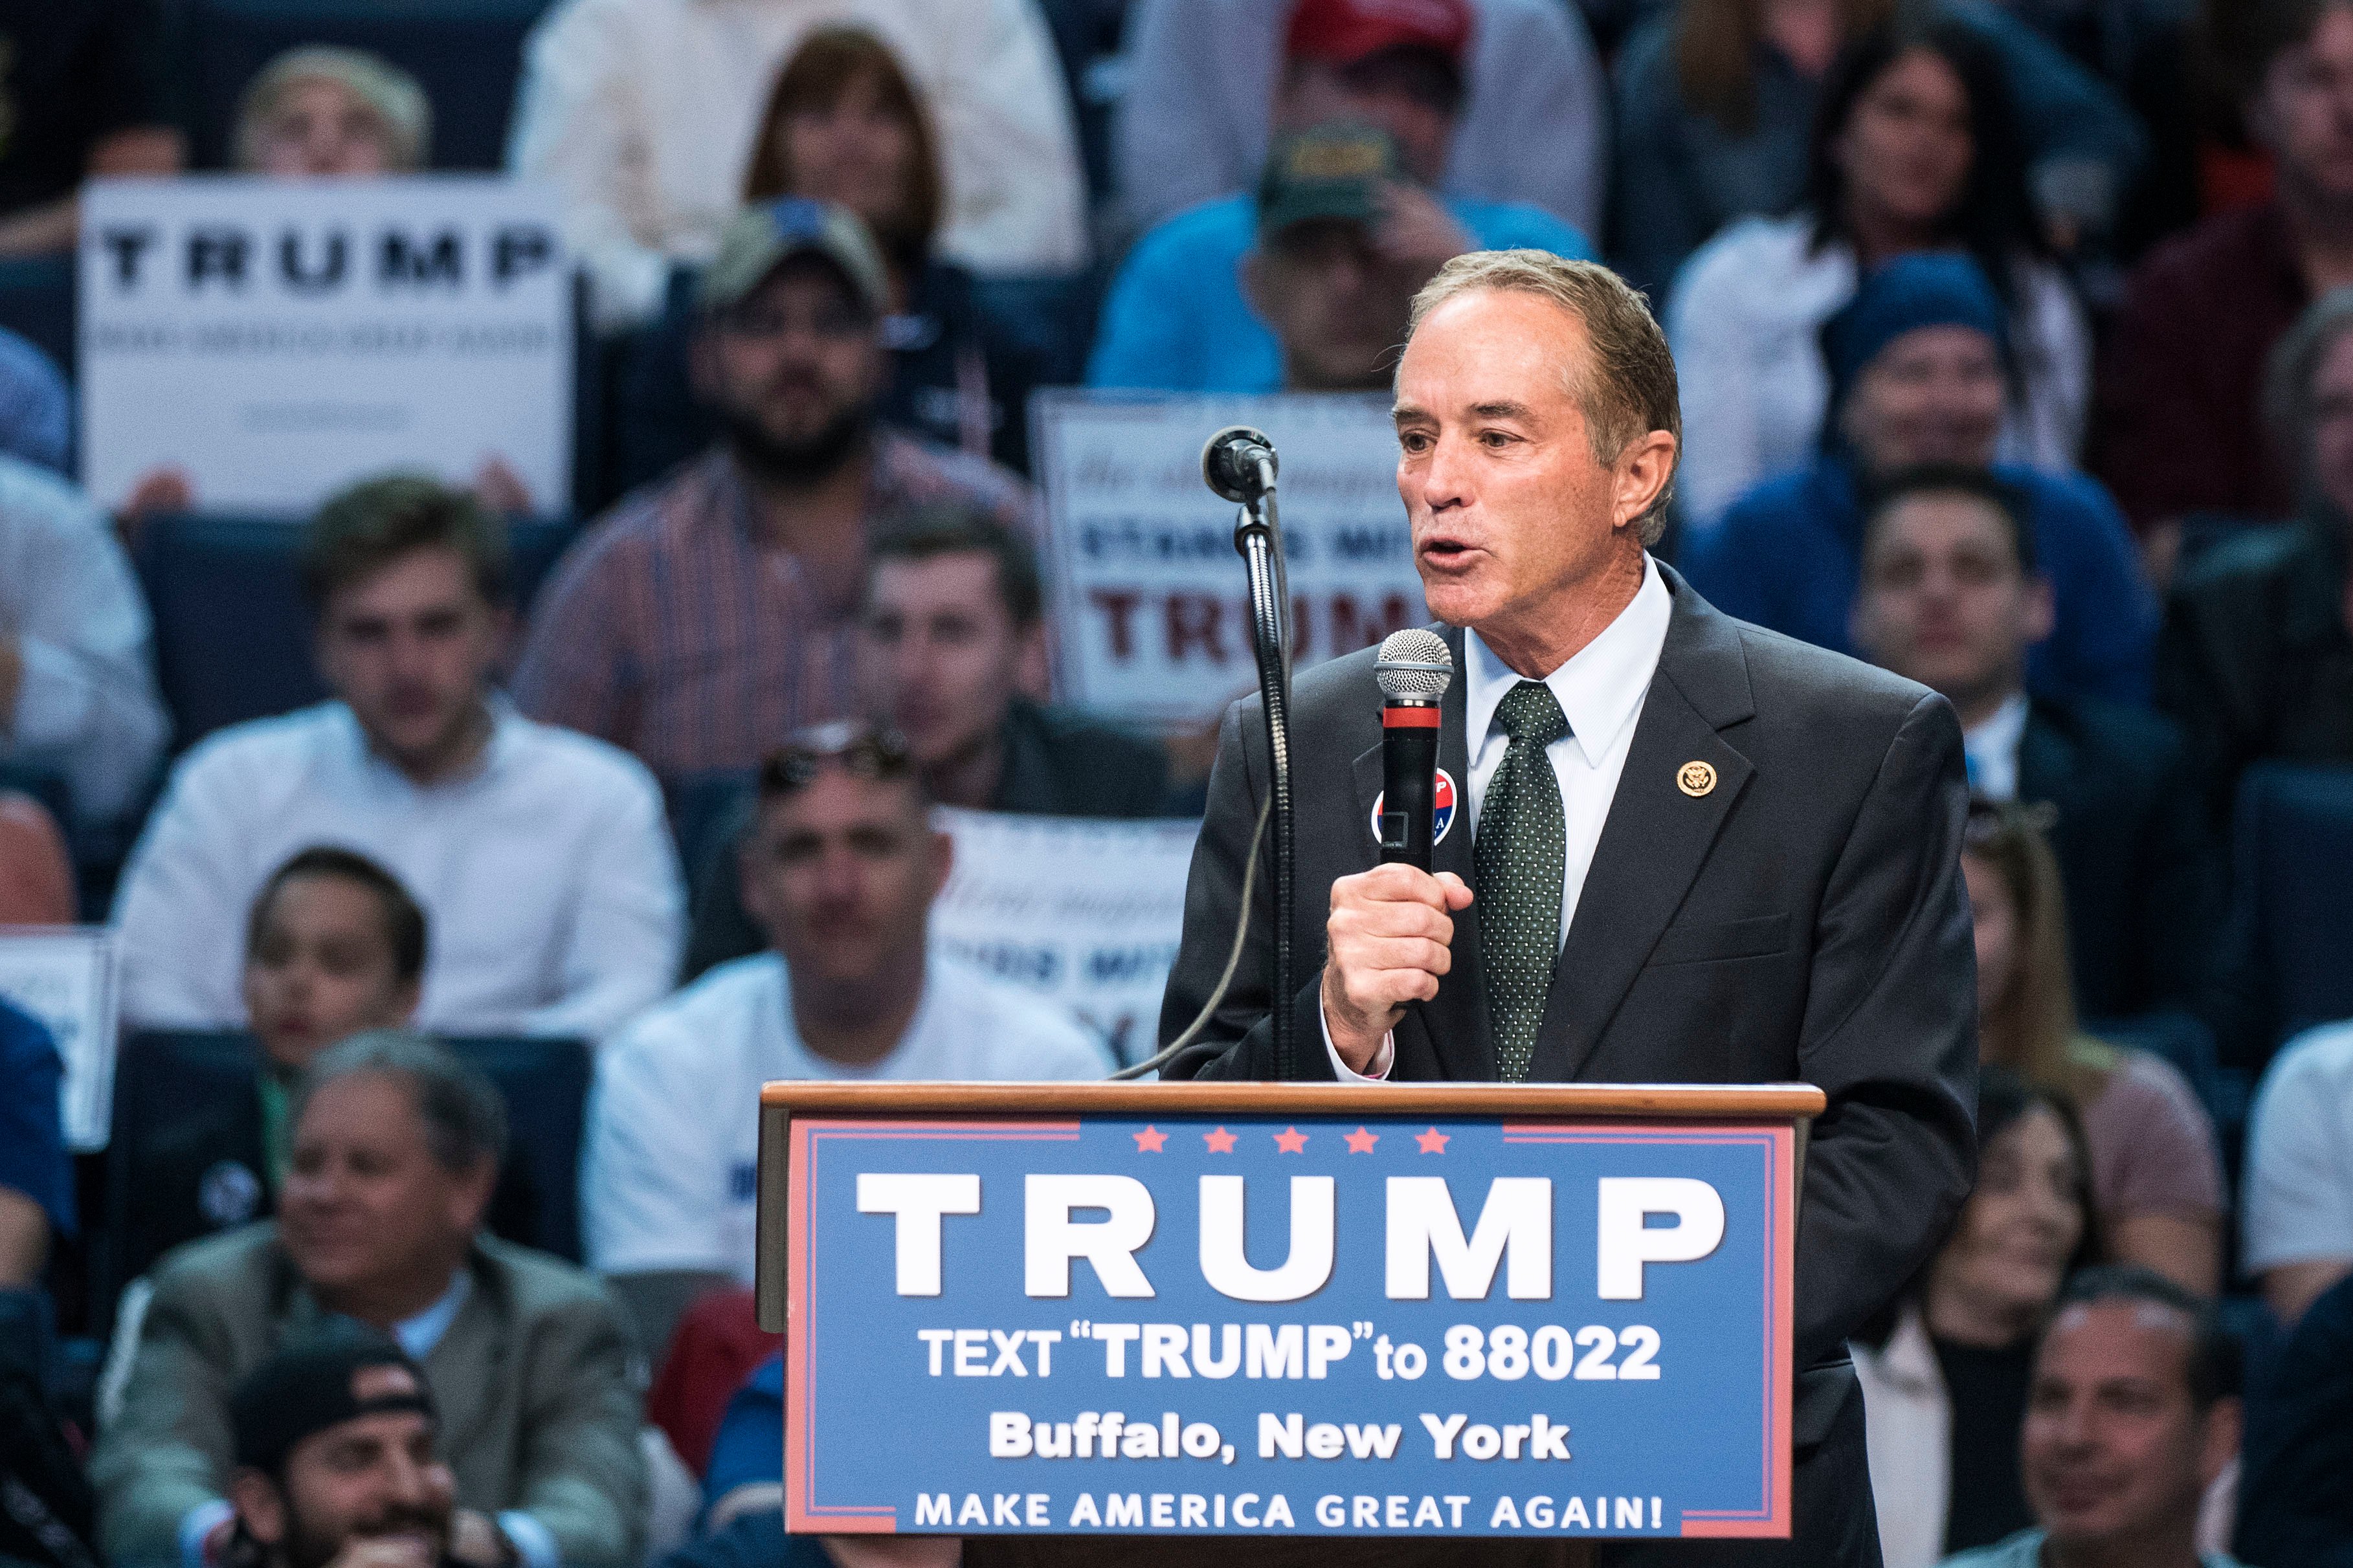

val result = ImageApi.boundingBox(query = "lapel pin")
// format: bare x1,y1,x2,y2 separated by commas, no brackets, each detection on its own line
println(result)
1677,760,1717,798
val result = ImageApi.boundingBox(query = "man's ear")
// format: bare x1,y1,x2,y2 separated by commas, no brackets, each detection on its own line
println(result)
739,824,779,940
229,1468,287,1547
449,1153,497,1234
1014,619,1051,702
386,977,423,1028
925,826,955,903
2021,573,2057,645
1612,430,1678,531
1237,250,1269,324
2198,1395,2244,1490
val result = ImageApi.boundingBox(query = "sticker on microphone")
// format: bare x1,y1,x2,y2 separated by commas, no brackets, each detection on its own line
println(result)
1369,768,1458,847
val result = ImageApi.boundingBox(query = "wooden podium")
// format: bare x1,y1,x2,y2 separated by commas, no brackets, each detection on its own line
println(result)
755,1081,1823,1567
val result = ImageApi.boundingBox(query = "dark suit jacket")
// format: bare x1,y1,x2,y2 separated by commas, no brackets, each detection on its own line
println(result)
91,1227,646,1568
2157,513,2353,830
2018,694,2217,1021
1161,570,1977,1563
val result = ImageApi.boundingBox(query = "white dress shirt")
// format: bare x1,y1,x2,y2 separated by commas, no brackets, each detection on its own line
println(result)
1327,555,1675,1080
507,0,1089,327
586,949,1108,1280
1961,691,2030,803
0,457,168,833
113,700,684,1039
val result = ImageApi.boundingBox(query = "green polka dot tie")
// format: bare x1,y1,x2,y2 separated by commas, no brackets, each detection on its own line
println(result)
1477,679,1568,1083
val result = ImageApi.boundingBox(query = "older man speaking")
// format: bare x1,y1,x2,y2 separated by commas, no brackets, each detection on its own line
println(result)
1159,250,1978,1564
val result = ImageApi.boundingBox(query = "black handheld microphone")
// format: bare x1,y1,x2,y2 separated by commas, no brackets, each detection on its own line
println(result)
1201,425,1278,503
1374,628,1454,872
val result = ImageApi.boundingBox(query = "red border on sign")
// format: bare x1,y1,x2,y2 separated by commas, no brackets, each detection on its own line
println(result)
788,1116,1797,1539
786,1121,1082,1532
1501,1123,1795,1537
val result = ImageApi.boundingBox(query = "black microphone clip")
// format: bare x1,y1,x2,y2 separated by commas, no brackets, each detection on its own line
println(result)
1201,425,1278,506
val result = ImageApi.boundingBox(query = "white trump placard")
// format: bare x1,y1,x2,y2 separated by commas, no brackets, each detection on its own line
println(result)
1033,390,1428,728
929,810,1198,1071
0,927,120,1151
80,175,572,516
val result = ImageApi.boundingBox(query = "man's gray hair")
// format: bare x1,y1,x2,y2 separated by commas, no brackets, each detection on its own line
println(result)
2264,284,2353,501
234,46,434,172
1403,250,1682,544
291,1030,508,1175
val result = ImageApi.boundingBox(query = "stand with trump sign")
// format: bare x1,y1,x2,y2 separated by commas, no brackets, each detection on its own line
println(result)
753,1080,1817,1562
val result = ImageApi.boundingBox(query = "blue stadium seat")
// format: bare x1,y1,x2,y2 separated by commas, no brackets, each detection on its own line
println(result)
99,1029,592,1334
0,257,76,385
0,1286,55,1395
133,513,575,753
184,0,556,173
2230,763,2353,1050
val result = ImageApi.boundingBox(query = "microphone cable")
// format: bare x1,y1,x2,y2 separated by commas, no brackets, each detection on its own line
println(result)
1106,791,1271,1081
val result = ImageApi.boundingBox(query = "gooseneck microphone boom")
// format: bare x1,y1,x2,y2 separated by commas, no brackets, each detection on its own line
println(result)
1375,630,1454,872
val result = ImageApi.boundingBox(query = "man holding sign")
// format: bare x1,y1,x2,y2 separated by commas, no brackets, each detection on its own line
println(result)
1162,251,1977,1563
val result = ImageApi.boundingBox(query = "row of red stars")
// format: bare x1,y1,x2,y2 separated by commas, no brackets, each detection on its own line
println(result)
1130,1125,1449,1154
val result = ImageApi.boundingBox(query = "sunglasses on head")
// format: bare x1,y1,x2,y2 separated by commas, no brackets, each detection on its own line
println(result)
760,722,913,793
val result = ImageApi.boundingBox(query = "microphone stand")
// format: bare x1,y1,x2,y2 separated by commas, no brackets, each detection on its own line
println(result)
1232,457,1296,1079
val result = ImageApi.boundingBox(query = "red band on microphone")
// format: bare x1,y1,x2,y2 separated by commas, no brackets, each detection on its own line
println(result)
1381,706,1443,729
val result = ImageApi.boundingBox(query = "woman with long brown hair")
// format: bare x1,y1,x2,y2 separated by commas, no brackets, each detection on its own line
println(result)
741,26,1033,472
1963,798,2224,1294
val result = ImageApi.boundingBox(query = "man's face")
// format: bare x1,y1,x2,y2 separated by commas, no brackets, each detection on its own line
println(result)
739,769,950,988
1392,288,1668,649
2023,1301,2238,1551
1852,491,2051,710
242,876,419,1073
279,1072,491,1303
252,77,399,178
1841,324,2006,474
694,259,887,482
861,554,1032,769
2257,5,2353,206
2308,326,2353,517
315,549,502,775
236,1389,454,1568
1246,219,1419,391
1276,56,1453,183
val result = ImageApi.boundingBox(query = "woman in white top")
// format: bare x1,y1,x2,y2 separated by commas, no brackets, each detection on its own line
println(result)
1667,14,2089,525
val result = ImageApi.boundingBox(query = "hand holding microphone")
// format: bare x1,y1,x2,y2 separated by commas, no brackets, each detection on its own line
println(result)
1322,632,1470,1072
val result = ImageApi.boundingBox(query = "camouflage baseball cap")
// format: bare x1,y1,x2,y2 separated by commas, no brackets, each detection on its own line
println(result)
699,197,891,316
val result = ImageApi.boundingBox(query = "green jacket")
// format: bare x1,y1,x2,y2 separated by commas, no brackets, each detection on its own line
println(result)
91,1224,645,1568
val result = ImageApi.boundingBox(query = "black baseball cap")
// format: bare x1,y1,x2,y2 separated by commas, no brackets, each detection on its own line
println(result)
1256,122,1406,239
231,1323,438,1477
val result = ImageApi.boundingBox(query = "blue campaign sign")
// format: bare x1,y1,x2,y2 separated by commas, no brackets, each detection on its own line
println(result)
781,1107,1795,1541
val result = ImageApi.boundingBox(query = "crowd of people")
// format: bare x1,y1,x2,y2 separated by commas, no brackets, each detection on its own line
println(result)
2,0,2353,1565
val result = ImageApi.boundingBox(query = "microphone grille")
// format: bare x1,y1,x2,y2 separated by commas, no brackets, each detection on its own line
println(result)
1375,628,1453,700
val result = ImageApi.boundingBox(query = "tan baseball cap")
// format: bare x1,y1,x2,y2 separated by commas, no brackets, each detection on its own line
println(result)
698,197,891,316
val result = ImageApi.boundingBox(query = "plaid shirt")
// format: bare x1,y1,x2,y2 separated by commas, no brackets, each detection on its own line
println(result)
513,435,1031,784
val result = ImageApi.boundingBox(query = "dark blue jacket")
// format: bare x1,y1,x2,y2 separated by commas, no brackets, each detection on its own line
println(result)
2238,1273,2353,1568
1680,457,2158,707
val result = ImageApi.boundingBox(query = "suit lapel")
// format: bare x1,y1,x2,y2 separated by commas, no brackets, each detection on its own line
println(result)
2016,700,2074,814
1349,625,1494,1080
1528,575,1756,1082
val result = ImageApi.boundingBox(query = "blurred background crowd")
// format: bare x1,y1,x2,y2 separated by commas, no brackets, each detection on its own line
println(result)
3,0,2353,1566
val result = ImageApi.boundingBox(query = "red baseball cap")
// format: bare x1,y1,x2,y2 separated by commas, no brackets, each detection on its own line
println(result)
1285,0,1473,68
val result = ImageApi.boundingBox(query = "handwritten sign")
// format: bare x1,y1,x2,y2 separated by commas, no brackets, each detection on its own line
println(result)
930,811,1198,1070
0,927,120,1150
783,1107,1794,1539
1034,392,1427,727
80,175,571,515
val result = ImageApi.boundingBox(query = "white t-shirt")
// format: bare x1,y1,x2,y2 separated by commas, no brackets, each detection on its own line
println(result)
111,701,682,1040
2243,1021,2353,1274
585,949,1110,1281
